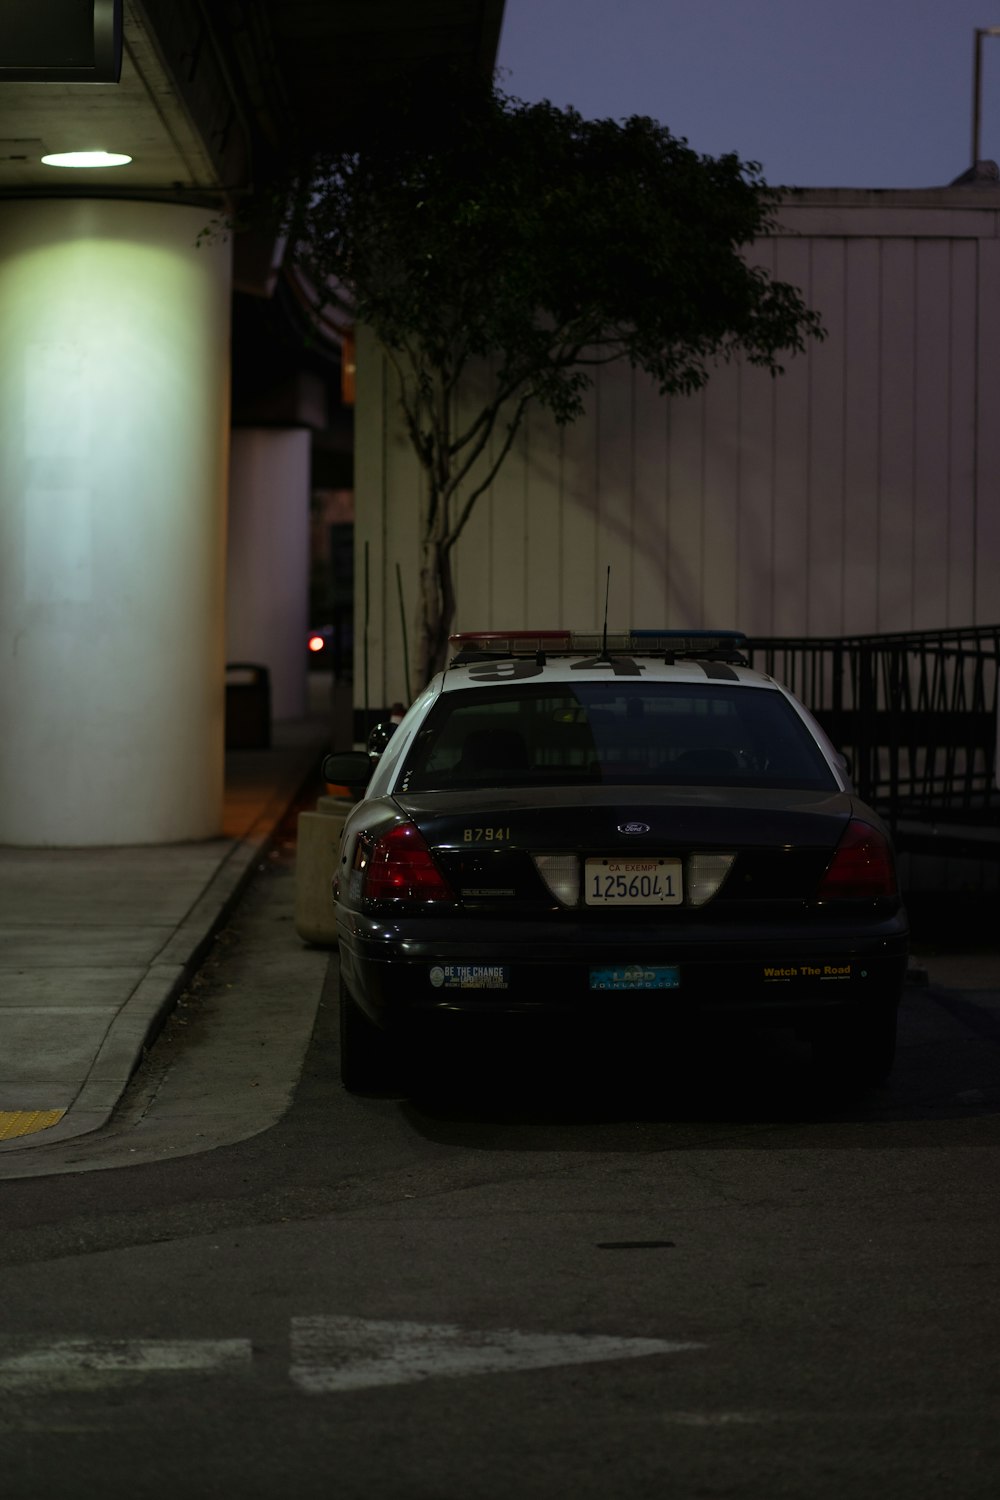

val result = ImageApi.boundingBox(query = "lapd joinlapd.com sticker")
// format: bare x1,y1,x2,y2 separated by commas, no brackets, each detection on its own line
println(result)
590,965,680,991
429,965,510,990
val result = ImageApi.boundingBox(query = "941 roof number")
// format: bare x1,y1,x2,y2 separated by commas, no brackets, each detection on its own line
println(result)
469,654,645,682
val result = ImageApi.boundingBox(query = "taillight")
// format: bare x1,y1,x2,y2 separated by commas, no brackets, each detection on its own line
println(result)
817,819,896,900
359,823,454,902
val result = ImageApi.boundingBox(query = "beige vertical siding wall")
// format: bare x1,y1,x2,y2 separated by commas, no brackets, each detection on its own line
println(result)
355,188,1000,708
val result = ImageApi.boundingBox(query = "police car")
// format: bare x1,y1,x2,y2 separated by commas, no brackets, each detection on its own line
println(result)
322,630,909,1094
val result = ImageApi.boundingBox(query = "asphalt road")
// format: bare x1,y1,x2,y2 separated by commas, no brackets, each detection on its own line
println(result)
1,833,998,1500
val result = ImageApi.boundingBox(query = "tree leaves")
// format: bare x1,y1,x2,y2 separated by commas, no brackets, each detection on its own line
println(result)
281,75,824,680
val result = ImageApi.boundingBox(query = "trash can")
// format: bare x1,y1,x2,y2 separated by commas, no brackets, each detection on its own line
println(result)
225,663,271,749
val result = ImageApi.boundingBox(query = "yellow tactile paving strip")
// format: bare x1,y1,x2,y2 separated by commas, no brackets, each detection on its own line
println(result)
0,1110,66,1141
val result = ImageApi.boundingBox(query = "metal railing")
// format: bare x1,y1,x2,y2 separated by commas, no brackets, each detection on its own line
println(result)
745,626,1000,832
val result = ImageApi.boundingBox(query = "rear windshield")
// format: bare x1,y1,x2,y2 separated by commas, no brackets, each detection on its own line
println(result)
397,682,838,793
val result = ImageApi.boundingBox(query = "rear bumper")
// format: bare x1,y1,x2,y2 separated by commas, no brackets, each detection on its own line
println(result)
336,909,909,1034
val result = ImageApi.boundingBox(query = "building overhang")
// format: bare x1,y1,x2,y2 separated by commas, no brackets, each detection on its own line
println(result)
0,1,506,203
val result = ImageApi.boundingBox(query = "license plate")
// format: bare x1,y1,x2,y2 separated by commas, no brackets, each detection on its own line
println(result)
584,857,682,906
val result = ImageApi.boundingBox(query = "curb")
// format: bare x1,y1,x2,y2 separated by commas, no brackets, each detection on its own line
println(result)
0,762,317,1157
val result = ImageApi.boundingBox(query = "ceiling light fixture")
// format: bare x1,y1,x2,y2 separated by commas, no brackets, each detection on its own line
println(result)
41,151,132,169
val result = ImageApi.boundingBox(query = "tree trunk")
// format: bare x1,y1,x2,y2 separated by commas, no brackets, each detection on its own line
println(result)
416,530,456,686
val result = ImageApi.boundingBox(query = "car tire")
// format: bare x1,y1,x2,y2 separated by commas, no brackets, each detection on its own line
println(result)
811,1001,899,1089
339,976,399,1094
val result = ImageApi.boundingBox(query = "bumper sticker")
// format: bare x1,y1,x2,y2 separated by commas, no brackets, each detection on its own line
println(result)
429,965,510,990
590,965,680,991
762,963,860,983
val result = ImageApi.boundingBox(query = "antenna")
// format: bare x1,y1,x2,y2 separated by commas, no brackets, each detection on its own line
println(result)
363,540,370,739
600,565,611,660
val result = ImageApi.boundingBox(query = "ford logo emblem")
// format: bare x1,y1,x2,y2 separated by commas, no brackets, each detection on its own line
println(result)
618,822,650,835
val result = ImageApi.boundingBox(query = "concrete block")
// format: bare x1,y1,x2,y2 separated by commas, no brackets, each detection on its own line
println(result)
295,807,351,946
316,795,355,816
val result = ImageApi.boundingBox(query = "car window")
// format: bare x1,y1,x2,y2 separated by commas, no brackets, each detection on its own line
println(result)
397,682,838,792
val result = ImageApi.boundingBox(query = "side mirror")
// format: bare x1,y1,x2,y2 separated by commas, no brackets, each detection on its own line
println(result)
322,751,372,801
366,720,398,762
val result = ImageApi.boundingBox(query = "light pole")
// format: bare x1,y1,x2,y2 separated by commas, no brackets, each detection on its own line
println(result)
972,26,1000,167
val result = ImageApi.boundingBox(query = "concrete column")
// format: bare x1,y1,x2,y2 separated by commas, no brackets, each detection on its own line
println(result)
226,427,310,720
0,199,232,845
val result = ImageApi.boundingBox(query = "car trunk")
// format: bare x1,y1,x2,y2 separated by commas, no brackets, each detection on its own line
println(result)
392,785,856,915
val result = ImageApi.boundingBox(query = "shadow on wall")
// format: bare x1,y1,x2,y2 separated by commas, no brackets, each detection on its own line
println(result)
483,371,702,628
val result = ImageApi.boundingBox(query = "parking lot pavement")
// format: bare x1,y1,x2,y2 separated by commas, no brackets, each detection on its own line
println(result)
910,951,1000,991
3,719,996,1166
0,715,329,1156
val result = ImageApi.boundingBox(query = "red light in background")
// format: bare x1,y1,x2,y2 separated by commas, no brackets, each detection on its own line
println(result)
308,634,325,653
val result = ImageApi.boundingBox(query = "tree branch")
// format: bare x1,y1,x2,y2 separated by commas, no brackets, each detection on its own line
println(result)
444,375,538,498
447,367,532,455
444,391,534,552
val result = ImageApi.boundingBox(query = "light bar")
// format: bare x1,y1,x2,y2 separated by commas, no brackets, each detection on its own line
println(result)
449,631,573,655
450,629,748,658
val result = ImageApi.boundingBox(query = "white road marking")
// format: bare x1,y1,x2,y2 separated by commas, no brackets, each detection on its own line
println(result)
0,1338,253,1390
290,1316,704,1394
0,1321,704,1397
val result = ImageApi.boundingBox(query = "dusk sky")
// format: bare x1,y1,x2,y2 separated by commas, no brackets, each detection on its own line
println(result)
496,1,1000,189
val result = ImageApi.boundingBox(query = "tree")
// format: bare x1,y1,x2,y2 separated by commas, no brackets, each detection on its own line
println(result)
284,76,824,685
